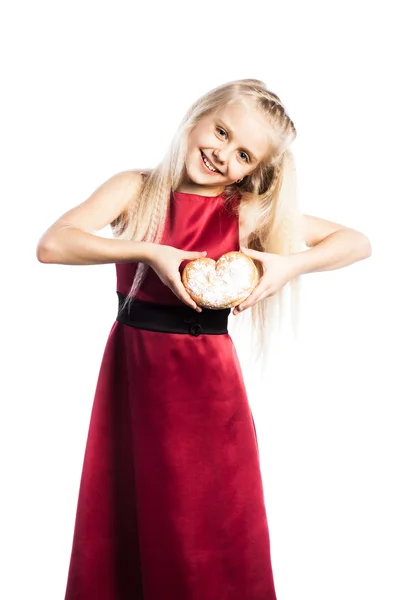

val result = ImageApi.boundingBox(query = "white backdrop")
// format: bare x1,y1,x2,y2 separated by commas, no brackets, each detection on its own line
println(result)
1,1,398,599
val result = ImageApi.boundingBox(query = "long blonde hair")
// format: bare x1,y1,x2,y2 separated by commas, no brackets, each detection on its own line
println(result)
111,78,306,364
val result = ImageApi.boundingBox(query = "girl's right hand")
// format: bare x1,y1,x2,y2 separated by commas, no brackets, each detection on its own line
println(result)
144,244,207,312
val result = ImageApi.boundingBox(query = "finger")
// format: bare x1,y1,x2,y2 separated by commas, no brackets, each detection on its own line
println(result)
257,290,270,302
185,250,207,260
171,280,202,312
234,287,270,314
239,247,266,269
240,275,266,304
171,287,201,311
240,246,265,257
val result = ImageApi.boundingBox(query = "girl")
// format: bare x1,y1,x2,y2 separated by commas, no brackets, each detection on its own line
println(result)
37,78,371,600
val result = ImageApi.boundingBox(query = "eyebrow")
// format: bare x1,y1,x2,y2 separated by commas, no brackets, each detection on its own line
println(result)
218,119,259,162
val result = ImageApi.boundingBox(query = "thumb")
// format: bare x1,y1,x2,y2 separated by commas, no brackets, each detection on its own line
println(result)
240,246,267,264
186,250,207,259
240,246,262,255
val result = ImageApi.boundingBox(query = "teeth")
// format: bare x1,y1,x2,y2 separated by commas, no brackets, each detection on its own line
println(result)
202,153,218,172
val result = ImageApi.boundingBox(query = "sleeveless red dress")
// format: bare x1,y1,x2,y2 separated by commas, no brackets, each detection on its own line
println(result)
64,190,277,600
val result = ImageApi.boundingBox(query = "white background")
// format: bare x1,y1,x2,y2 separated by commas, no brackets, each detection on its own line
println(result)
1,1,398,598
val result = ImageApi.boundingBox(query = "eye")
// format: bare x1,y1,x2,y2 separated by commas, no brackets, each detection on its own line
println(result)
216,126,249,162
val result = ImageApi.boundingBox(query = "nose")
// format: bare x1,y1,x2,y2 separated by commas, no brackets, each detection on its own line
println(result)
212,149,227,167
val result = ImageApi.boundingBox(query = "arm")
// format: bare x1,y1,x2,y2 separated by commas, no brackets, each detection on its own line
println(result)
289,213,372,276
234,213,372,314
36,170,154,266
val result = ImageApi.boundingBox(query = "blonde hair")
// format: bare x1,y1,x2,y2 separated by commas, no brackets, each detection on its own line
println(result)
111,78,306,365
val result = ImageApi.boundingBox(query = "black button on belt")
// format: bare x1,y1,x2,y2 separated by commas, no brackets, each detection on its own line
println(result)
183,315,203,337
189,323,202,336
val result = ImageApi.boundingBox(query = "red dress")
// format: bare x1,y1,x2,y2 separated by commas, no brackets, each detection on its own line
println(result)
64,190,277,600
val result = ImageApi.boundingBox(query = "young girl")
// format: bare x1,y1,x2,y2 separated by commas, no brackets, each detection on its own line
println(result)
37,78,371,600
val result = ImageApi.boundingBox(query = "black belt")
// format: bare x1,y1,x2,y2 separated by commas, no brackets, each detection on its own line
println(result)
116,291,231,336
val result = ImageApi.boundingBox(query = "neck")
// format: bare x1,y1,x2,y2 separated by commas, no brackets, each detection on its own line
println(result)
176,181,226,197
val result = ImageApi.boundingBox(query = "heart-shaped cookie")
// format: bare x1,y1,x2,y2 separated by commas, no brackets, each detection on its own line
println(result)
182,251,260,310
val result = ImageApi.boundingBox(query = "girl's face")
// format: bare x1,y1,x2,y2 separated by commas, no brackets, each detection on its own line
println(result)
181,98,272,196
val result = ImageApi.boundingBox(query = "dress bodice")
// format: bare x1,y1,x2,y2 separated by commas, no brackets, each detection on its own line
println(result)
115,190,241,305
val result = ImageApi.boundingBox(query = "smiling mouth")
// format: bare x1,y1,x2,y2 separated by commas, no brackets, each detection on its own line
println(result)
201,151,222,174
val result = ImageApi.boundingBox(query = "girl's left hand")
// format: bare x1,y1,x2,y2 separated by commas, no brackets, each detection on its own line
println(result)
232,246,296,315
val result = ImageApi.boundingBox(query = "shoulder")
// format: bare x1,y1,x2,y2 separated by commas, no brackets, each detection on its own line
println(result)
107,168,153,211
108,168,153,235
108,168,152,191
